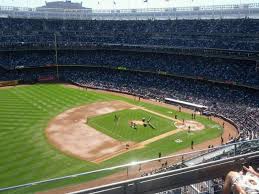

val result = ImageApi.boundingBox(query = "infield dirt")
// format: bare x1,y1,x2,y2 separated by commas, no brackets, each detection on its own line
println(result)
46,100,207,163
40,86,238,194
46,101,134,162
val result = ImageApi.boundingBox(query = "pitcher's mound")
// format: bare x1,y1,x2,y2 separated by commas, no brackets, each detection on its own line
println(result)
130,120,145,126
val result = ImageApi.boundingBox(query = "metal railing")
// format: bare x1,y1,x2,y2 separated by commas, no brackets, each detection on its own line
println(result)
70,150,259,194
0,139,258,193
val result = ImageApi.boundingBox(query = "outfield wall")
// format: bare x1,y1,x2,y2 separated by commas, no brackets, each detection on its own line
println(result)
0,80,19,87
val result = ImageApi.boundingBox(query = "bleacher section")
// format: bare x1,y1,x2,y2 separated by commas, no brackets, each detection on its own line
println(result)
0,50,258,87
0,18,258,51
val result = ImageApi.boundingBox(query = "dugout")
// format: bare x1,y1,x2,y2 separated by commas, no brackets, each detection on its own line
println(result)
164,97,208,112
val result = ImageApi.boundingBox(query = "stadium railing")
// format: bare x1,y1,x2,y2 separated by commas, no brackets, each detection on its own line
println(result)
0,139,258,193
70,150,259,194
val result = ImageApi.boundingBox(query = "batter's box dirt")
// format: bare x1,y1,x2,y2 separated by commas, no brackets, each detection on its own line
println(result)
174,120,205,131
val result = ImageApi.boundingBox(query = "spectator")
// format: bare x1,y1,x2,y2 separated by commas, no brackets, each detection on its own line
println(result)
223,166,259,194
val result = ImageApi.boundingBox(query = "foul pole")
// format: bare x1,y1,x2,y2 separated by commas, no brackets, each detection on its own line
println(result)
54,33,59,80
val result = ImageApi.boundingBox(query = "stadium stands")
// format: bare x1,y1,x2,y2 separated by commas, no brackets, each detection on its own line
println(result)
0,50,258,87
0,18,258,51
0,19,258,189
140,140,259,194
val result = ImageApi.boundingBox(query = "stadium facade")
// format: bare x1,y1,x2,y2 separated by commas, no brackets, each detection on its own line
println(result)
0,2,258,20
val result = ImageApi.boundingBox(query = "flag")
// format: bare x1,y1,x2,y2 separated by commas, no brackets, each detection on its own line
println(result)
113,1,116,5
144,0,148,2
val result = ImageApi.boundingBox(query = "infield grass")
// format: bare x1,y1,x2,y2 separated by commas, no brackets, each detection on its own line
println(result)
88,109,176,142
0,84,223,193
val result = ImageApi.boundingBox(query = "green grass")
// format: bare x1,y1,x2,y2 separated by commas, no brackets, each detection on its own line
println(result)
88,109,176,142
0,84,223,193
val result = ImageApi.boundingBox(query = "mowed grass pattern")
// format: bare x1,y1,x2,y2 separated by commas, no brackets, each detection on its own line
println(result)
0,84,223,193
0,84,109,188
88,109,176,142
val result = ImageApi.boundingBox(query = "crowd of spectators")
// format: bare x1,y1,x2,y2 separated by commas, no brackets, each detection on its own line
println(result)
0,17,258,194
0,50,258,87
0,18,258,51
143,136,259,194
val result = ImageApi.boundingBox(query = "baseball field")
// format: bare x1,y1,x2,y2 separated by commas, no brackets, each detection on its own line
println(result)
0,84,234,193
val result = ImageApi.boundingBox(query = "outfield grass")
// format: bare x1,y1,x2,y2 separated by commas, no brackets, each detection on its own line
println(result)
0,84,223,193
88,109,176,142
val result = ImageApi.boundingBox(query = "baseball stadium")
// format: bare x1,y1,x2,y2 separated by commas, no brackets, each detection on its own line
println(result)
0,0,258,194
